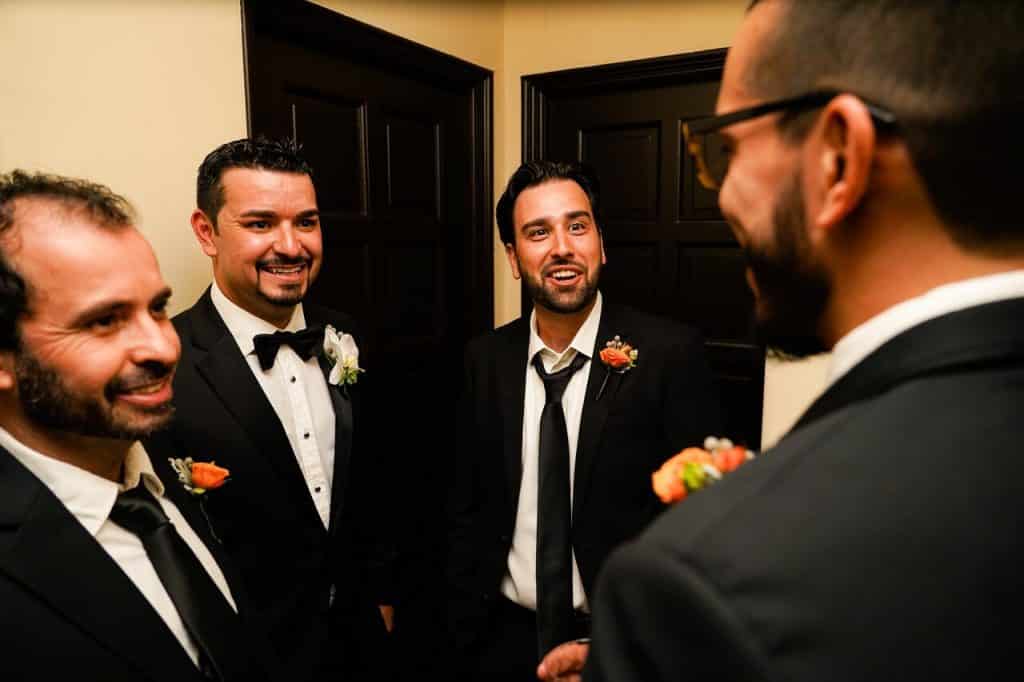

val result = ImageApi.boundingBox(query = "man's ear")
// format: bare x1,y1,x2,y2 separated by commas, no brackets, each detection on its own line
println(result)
191,209,218,257
504,243,522,280
812,94,876,232
0,351,17,392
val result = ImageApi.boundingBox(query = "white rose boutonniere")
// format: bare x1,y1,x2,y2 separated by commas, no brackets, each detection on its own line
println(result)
323,324,364,386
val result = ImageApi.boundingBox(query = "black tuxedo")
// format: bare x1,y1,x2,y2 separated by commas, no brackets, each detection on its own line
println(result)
145,289,391,682
449,301,723,664
586,298,1024,682
0,446,274,682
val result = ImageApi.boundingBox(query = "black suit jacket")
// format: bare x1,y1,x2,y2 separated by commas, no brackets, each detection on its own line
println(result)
0,445,273,682
145,289,390,682
586,297,1024,682
449,301,723,649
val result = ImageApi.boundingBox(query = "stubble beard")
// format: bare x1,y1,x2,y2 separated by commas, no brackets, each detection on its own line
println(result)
15,350,175,441
520,259,601,315
745,175,831,359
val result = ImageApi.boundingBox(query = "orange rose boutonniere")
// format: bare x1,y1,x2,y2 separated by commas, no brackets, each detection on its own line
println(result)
169,457,230,496
597,335,639,399
652,437,755,504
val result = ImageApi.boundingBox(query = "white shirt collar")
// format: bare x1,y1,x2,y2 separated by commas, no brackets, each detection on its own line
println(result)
210,280,307,356
828,269,1024,386
528,292,603,366
0,427,165,537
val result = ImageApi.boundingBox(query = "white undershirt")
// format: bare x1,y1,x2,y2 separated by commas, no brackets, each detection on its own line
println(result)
211,282,335,528
502,292,602,612
828,270,1024,387
0,431,237,666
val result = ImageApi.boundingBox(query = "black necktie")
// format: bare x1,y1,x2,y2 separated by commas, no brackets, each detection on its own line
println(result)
532,351,589,658
252,324,324,371
110,485,243,681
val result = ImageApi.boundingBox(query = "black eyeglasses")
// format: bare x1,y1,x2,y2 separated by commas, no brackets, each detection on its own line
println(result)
682,90,898,190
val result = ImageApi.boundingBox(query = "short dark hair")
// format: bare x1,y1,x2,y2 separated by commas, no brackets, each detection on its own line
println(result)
196,137,313,228
0,170,135,350
495,160,601,246
744,0,1024,252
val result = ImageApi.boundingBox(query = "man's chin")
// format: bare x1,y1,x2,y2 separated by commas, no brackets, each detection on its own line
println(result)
261,288,307,308
755,319,827,360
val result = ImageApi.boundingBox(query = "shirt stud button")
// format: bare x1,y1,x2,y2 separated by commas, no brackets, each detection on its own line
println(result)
290,376,296,383
304,432,310,439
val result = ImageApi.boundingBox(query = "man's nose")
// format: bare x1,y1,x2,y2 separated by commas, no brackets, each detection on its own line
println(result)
551,226,573,257
130,315,180,367
274,224,303,257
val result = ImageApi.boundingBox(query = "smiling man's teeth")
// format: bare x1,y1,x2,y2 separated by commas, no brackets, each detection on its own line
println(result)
552,270,576,280
126,382,163,395
266,265,303,274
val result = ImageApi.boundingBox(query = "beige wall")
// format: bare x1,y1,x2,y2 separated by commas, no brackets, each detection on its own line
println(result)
0,0,247,314
0,0,827,446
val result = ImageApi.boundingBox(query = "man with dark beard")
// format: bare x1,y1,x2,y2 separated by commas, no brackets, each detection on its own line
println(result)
143,139,394,682
449,160,722,679
0,171,274,681
538,1,1024,681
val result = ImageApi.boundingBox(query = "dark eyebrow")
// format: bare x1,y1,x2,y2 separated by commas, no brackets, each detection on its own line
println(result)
238,210,278,220
151,286,173,307
68,286,173,327
519,210,592,232
68,301,128,327
238,209,320,221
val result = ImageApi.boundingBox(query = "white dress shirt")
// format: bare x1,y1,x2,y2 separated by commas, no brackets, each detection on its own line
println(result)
0,430,237,666
211,282,336,528
502,293,603,612
827,270,1024,387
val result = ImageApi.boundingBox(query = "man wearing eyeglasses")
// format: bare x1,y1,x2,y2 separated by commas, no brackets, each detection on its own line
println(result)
538,1,1024,681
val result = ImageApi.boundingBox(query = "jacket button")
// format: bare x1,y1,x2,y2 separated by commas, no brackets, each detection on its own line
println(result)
499,534,510,543
481,592,491,602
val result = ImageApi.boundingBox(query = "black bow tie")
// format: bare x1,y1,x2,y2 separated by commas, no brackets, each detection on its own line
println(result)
252,325,324,371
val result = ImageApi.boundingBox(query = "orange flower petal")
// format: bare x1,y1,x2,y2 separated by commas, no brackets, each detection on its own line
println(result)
191,461,230,490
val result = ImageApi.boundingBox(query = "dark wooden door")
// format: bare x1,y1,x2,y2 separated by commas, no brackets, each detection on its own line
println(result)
524,50,763,449
243,0,492,670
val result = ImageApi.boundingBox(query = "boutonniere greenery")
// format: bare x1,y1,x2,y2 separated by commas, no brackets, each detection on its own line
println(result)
651,436,756,504
323,324,364,387
596,335,639,399
168,457,230,496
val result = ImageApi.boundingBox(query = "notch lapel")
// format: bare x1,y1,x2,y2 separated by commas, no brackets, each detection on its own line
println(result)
319,354,353,530
499,320,531,506
573,306,625,520
0,452,201,682
188,292,325,533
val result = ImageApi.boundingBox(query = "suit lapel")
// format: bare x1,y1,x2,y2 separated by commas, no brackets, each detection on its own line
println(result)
574,304,625,520
320,356,353,530
303,306,355,530
188,291,325,532
0,451,201,682
792,298,1024,433
500,319,531,506
162,475,247,609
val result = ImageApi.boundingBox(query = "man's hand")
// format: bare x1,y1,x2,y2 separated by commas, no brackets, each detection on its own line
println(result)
378,604,394,633
536,640,589,681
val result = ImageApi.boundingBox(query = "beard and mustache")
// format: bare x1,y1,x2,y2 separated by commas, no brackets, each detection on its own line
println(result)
15,349,175,441
740,174,831,359
518,257,602,315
